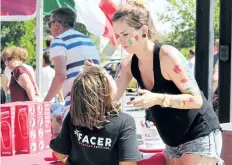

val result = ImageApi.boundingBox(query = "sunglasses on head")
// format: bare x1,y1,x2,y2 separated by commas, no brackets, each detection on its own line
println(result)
3,57,12,62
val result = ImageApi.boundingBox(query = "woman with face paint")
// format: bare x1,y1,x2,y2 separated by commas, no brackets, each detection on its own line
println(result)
85,0,223,165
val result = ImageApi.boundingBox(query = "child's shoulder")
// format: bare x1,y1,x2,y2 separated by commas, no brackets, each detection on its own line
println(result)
111,111,135,125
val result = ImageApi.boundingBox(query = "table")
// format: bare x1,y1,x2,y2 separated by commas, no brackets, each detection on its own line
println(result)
1,146,165,165
137,152,165,165
138,144,165,160
139,144,165,153
1,150,55,165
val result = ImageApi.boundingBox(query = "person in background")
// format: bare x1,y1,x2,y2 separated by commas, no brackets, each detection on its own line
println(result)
44,7,99,120
41,51,64,102
188,49,195,75
19,47,36,80
1,47,37,102
1,59,11,102
1,66,6,104
50,66,141,165
213,39,219,67
213,39,219,93
33,65,36,72
1,88,6,104
1,59,5,73
1,46,40,102
212,39,220,114
44,35,54,52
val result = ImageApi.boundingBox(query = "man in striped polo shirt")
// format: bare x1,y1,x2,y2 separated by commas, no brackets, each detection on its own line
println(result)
44,7,99,119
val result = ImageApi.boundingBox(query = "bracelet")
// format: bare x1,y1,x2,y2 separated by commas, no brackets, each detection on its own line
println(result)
162,94,166,102
160,94,166,107
161,94,171,107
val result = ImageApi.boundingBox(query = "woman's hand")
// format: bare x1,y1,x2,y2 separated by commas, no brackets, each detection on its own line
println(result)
127,89,164,108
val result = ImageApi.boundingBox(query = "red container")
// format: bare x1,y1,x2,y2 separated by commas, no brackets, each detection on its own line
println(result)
0,103,16,156
15,102,37,154
43,102,51,151
35,102,45,152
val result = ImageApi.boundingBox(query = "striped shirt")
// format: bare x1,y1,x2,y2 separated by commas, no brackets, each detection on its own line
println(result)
50,29,99,113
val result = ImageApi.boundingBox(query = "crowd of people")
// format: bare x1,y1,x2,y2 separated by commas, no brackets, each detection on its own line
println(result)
0,0,224,165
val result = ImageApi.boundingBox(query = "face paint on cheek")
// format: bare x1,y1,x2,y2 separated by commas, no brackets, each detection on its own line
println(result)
128,38,133,45
115,34,119,40
115,34,121,45
127,35,139,45
135,34,139,41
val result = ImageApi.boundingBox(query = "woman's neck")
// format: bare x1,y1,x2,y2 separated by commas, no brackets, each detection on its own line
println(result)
13,61,23,69
135,41,155,63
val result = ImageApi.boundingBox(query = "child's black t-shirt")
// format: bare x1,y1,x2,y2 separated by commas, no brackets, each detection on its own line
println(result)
50,112,141,165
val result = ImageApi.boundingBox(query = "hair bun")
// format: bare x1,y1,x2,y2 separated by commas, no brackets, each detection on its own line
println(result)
128,0,147,8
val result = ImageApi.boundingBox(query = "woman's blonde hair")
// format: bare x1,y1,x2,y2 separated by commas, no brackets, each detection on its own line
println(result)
112,0,160,42
1,46,28,62
70,66,121,130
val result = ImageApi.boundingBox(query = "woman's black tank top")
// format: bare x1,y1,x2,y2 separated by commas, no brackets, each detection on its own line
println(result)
131,44,221,146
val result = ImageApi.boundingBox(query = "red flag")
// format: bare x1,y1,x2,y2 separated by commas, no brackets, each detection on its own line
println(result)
44,0,118,46
99,0,118,46
74,0,118,46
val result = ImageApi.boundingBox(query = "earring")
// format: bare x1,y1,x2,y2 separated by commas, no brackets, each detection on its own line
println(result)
142,33,146,38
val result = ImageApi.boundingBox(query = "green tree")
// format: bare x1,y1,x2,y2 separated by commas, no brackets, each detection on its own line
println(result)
159,0,219,50
1,17,96,66
1,19,36,64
